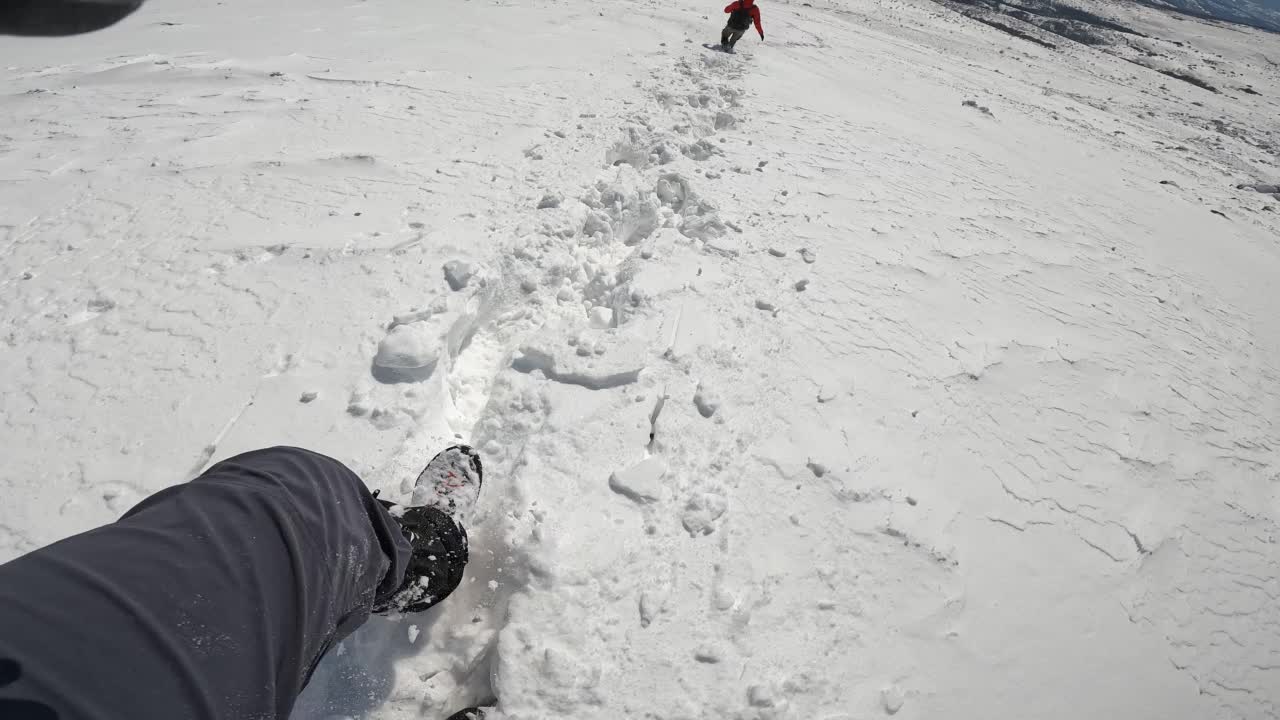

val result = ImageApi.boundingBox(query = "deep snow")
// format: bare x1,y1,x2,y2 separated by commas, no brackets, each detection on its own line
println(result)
2,0,1279,718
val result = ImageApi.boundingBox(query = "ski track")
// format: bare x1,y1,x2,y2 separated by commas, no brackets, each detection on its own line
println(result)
3,0,1280,718
315,41,776,719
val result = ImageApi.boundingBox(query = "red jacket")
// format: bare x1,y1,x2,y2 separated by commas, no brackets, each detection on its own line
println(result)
724,0,763,38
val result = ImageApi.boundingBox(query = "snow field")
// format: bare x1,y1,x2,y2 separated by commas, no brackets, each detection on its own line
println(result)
3,0,1280,718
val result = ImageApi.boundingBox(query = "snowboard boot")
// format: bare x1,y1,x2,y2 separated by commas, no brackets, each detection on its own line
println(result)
409,444,483,520
372,445,483,614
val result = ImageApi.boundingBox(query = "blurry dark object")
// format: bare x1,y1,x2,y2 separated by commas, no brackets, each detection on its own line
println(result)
1,0,144,36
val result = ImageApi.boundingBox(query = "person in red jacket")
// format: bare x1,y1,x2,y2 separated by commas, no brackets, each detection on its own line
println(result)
721,0,764,50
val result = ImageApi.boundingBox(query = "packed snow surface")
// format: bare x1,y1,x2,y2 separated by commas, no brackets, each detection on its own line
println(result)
2,0,1279,718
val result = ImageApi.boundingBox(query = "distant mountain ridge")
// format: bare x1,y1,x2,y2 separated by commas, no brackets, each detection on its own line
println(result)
1133,0,1280,33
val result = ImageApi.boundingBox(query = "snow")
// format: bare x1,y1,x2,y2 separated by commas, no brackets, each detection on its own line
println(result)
3,0,1280,718
608,457,668,503
373,322,445,383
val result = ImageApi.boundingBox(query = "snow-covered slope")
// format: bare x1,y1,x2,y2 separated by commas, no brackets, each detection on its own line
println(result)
2,0,1279,718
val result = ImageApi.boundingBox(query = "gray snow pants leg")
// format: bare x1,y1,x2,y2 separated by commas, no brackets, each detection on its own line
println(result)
0,446,417,720
722,25,747,46
0,0,143,36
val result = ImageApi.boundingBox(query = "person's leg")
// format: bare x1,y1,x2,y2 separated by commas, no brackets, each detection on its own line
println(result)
0,0,143,36
0,446,418,720
728,28,746,47
721,23,733,46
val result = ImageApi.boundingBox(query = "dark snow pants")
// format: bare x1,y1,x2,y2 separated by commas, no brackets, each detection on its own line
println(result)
0,446,459,720
0,0,143,36
721,25,747,46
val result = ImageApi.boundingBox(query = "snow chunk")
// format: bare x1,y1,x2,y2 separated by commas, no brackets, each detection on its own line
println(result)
655,173,690,211
346,391,371,416
639,588,667,628
588,305,614,329
511,341,644,390
693,383,720,418
693,644,723,663
372,323,441,383
443,259,476,291
747,684,777,708
682,138,720,161
882,685,905,715
681,491,727,535
609,457,667,503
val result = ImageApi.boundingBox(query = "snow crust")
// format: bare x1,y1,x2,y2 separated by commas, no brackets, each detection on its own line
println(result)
2,0,1279,718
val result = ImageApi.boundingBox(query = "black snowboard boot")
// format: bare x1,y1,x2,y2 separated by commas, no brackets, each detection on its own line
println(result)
372,445,483,614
